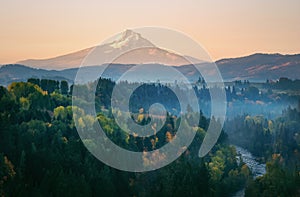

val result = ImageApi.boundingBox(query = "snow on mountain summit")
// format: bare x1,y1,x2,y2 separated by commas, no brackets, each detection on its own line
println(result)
109,29,155,49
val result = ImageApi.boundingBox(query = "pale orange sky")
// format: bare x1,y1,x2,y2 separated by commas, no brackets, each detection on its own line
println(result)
0,0,299,64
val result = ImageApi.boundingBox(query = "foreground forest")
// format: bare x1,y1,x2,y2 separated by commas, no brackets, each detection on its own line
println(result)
0,78,299,196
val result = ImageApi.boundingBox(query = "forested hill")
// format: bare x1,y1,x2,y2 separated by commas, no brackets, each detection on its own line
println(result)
0,80,247,196
0,79,299,196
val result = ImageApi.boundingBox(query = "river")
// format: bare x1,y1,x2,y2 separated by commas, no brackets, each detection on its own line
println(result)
231,145,266,197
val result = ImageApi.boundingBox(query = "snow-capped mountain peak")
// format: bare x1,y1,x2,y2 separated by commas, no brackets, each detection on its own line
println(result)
109,29,155,49
16,29,197,69
122,29,140,40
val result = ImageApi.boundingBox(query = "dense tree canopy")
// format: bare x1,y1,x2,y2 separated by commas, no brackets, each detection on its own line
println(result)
0,80,252,197
0,79,299,196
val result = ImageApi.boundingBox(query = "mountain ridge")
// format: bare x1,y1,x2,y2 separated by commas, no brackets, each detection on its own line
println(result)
1,52,300,86
216,53,300,80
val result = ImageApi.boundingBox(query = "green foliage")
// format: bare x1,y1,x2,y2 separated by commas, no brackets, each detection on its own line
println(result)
227,106,300,196
0,154,16,196
40,79,59,94
0,81,260,196
60,80,69,95
27,78,40,86
246,156,300,197
8,82,44,98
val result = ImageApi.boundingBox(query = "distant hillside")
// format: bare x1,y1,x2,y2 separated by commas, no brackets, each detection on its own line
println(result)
0,64,137,86
1,53,300,86
216,53,300,81
0,64,73,86
17,48,93,70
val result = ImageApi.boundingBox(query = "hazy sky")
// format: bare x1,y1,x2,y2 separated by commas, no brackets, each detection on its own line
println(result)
0,0,299,64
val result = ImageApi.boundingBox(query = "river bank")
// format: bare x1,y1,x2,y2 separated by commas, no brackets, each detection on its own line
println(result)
231,145,266,197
